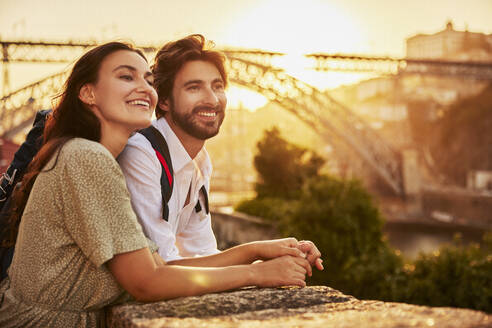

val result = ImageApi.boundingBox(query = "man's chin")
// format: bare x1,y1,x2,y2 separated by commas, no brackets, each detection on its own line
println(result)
193,128,220,140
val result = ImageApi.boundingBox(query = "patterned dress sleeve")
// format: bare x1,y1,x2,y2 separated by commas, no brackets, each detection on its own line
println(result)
60,140,151,267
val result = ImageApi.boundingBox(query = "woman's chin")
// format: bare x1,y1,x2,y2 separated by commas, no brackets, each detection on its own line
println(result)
133,117,153,131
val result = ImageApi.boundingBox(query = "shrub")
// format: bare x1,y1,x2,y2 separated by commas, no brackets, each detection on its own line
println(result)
399,234,492,312
236,128,492,312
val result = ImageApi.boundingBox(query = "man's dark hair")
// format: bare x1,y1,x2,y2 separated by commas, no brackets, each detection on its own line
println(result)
152,34,228,119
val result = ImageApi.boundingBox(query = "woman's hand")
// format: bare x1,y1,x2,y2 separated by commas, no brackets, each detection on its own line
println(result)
251,255,310,287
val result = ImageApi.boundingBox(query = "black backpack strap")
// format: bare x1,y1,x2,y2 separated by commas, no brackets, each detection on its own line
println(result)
0,109,51,208
194,185,210,215
138,126,174,221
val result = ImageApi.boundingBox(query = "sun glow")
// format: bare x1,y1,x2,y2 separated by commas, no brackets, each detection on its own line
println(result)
222,0,370,110
223,0,366,54
226,86,268,111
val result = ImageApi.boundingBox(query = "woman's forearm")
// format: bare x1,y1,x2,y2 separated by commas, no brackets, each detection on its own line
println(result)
109,247,309,302
136,264,254,302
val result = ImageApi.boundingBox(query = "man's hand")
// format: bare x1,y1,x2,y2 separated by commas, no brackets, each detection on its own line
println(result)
253,238,305,261
297,240,324,273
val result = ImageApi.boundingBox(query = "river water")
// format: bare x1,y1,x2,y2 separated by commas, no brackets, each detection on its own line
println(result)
383,221,489,259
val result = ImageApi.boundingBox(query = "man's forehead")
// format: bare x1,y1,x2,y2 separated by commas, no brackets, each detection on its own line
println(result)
177,60,223,83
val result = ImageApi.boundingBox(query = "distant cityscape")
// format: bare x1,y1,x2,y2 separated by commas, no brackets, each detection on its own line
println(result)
2,21,492,204
407,21,492,61
206,21,492,204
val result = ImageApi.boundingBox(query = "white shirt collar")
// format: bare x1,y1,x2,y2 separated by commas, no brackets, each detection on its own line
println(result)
153,118,212,177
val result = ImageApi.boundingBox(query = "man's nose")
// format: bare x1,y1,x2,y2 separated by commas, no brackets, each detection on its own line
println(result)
203,87,219,106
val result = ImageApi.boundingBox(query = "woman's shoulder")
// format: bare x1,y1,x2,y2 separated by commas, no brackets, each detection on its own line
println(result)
58,138,116,172
61,138,112,159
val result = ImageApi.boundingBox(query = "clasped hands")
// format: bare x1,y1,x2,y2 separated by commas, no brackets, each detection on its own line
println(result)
252,238,324,277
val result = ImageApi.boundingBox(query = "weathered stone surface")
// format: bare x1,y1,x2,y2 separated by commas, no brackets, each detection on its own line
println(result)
107,286,491,328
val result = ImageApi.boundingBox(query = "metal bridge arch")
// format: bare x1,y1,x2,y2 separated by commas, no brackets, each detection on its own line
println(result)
227,57,402,195
0,54,403,195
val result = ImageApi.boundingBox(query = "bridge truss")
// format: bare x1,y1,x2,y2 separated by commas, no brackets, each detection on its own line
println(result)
4,40,489,195
307,53,492,80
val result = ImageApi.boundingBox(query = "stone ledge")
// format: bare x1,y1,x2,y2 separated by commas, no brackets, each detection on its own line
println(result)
107,286,491,328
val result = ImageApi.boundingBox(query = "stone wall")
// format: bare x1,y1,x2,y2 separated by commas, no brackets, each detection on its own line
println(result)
107,286,491,327
107,211,491,327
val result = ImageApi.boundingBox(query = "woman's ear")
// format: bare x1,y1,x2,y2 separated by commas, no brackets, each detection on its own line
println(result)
79,84,95,106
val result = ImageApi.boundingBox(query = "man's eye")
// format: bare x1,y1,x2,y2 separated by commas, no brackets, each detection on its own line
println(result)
188,85,199,91
214,83,225,90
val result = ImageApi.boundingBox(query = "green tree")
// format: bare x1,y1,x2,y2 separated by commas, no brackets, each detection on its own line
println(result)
253,127,324,199
238,128,402,298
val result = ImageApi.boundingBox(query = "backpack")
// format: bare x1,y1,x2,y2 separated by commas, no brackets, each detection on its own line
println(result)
0,110,51,280
137,125,210,221
0,112,209,280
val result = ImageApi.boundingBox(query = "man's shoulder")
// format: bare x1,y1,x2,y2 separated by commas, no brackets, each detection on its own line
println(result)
127,131,152,149
118,131,157,169
126,119,169,148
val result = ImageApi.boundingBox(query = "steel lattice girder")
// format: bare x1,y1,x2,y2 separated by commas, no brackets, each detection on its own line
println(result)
307,54,492,80
227,57,403,195
0,52,403,195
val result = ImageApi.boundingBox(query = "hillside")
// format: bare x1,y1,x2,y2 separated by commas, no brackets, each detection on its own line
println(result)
429,83,492,185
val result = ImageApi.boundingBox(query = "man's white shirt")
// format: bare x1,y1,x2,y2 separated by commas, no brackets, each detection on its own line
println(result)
117,118,219,261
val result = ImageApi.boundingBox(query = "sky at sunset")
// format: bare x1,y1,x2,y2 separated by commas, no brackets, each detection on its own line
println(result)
1,0,492,105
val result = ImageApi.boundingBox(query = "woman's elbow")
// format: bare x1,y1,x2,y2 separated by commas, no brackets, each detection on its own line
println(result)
126,278,166,302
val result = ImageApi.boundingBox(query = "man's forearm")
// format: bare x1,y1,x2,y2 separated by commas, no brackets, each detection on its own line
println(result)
167,243,259,267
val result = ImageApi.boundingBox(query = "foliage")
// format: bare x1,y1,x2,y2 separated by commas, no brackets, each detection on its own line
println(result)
236,128,492,312
397,234,492,312
278,176,404,299
253,127,325,199
235,197,294,223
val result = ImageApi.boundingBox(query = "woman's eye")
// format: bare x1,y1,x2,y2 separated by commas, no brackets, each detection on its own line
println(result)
146,79,154,86
120,75,133,81
214,83,225,91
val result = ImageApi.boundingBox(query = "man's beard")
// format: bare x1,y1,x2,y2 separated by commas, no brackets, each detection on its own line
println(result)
170,104,225,140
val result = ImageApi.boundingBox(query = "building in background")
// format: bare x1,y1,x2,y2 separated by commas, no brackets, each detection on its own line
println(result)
406,21,492,61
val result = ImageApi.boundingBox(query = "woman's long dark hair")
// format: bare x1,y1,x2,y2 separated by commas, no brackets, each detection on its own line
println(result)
5,42,147,245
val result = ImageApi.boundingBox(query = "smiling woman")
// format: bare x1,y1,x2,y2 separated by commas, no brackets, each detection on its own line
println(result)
0,42,159,327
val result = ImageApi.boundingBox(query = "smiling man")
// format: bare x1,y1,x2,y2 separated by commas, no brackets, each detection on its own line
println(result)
118,35,324,272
